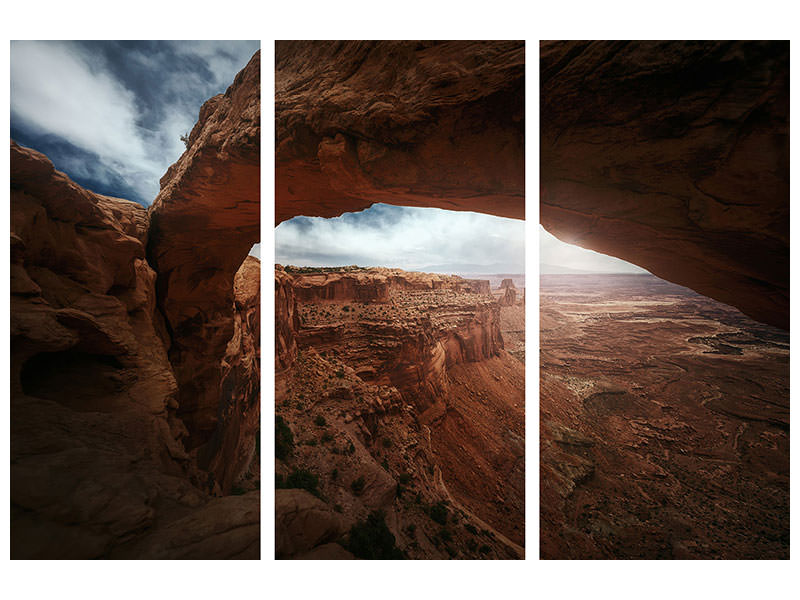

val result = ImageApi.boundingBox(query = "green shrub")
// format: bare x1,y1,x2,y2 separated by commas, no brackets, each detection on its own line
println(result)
345,511,404,559
276,468,321,498
464,523,478,535
398,473,412,485
478,544,491,555
275,416,294,460
429,501,448,525
336,368,345,379
351,476,366,495
314,415,327,427
381,437,392,448
321,432,334,444
331,468,338,481
439,528,453,543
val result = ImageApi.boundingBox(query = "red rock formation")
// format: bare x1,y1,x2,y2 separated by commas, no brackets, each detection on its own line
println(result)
540,41,789,329
10,51,261,559
275,265,300,374
148,51,260,449
275,267,524,558
275,41,524,224
285,268,503,415
200,256,261,494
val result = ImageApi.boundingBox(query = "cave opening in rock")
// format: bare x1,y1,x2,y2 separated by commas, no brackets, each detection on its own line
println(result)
20,350,128,410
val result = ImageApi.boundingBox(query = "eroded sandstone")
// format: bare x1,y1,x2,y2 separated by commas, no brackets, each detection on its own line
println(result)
540,41,789,329
10,50,261,559
275,41,525,224
275,267,524,559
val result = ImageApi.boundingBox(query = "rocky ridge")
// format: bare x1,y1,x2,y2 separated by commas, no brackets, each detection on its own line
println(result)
10,51,261,558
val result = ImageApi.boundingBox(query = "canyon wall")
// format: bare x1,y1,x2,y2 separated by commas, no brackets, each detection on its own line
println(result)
540,41,789,329
283,268,503,417
10,51,261,558
148,51,261,451
275,40,525,223
274,268,524,558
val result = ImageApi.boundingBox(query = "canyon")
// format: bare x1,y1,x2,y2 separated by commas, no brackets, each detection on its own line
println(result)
275,267,525,559
9,52,260,559
540,274,788,559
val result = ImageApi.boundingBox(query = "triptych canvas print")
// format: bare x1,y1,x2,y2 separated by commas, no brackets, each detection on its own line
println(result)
7,40,789,562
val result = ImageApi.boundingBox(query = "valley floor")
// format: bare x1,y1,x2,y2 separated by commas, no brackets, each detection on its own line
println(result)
540,274,789,559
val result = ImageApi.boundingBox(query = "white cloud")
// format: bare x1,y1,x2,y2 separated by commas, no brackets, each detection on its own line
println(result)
276,204,525,273
11,41,167,202
10,41,258,205
539,225,647,273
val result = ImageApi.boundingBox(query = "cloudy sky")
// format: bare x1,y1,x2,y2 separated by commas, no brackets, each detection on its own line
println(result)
540,225,647,273
276,203,525,274
10,40,259,206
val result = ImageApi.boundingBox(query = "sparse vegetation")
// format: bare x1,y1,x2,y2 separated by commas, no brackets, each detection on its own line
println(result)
351,476,366,495
345,510,404,560
275,415,294,460
398,473,412,485
276,468,321,498
429,501,448,525
314,415,327,427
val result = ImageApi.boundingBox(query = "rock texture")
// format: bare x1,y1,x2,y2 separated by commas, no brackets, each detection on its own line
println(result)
200,256,261,494
540,274,788,559
275,41,524,224
275,267,524,559
149,50,260,450
540,41,789,329
289,268,503,417
10,50,261,559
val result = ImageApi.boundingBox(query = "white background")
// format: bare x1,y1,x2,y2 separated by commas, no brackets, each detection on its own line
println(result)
1,2,797,598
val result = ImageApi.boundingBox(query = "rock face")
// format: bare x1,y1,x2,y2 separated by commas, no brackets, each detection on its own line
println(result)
287,268,504,416
200,256,261,494
275,267,524,559
275,41,524,223
540,41,789,329
10,50,261,559
148,50,260,450
540,274,788,559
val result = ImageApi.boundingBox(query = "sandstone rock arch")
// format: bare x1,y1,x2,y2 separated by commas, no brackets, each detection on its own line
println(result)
276,40,789,330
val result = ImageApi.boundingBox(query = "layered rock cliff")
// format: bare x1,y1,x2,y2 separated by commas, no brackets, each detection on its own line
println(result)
540,41,789,329
275,41,525,223
275,267,524,559
10,50,261,559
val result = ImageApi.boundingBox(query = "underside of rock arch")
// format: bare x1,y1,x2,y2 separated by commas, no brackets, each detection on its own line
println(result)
540,40,789,330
